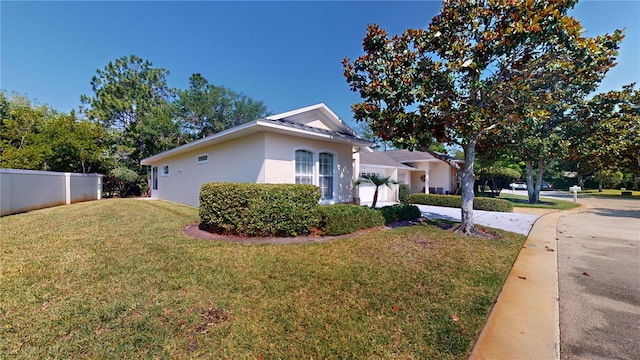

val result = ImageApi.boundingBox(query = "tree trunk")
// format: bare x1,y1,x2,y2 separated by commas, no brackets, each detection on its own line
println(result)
371,188,379,208
533,159,546,203
460,137,477,234
525,161,536,203
577,172,584,188
598,178,603,192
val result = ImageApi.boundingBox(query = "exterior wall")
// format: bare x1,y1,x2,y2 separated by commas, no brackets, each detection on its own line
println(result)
150,133,266,207
0,169,102,216
263,132,354,203
429,162,451,193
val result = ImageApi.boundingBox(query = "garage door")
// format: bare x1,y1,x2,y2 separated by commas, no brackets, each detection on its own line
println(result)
358,170,385,205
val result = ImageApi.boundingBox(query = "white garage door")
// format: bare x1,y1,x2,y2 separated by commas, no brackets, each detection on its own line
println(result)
358,170,385,205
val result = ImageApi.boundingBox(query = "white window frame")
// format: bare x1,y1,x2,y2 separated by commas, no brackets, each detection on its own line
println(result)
161,164,170,177
293,147,338,204
318,151,336,203
294,148,314,185
196,153,209,164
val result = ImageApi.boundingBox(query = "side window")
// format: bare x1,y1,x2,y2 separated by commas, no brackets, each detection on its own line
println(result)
295,150,314,185
319,152,334,201
161,165,170,176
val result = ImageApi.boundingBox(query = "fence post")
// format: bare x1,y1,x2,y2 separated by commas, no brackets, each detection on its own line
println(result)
65,173,71,205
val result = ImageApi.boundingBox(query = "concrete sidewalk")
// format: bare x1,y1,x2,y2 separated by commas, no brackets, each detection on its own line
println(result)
468,206,586,360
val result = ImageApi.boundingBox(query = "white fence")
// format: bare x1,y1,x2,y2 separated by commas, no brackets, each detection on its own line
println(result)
0,168,103,216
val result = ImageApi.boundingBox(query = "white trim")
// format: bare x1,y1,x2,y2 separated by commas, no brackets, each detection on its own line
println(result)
196,153,209,164
292,147,338,204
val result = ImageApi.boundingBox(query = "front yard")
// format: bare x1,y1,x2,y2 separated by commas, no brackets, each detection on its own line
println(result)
0,199,525,359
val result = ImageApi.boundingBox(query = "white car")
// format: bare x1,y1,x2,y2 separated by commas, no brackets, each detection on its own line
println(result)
509,182,527,190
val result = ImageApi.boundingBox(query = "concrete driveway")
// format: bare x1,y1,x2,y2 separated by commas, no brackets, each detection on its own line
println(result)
557,197,640,359
415,204,541,236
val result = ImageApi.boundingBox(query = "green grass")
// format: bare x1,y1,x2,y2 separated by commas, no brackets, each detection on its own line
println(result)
0,199,525,359
579,188,640,198
478,192,581,210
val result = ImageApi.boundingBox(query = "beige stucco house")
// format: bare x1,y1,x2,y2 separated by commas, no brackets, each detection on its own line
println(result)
140,104,372,207
141,103,463,208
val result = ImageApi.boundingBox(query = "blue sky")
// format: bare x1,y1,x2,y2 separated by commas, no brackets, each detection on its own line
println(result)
2,1,638,130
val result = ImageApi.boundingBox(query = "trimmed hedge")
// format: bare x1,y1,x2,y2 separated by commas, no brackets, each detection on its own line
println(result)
199,182,320,237
318,204,385,236
379,203,422,224
398,184,411,203
409,193,513,212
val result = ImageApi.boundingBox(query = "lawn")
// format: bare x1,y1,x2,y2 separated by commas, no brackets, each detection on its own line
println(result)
0,199,525,359
579,188,640,198
478,192,581,210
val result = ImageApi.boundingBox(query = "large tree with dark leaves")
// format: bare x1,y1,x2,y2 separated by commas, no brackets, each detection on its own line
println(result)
174,73,268,140
344,0,604,235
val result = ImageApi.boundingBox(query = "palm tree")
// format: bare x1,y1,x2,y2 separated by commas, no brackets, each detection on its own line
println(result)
355,174,398,208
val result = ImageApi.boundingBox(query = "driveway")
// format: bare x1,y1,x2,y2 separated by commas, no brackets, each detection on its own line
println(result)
415,204,541,236
556,197,640,359
369,201,543,236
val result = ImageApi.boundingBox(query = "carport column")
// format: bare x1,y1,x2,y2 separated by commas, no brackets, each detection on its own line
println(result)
424,170,429,193
65,172,71,205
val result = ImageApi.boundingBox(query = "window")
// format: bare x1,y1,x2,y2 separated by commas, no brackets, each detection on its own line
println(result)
161,165,169,176
152,167,158,190
295,150,314,185
319,152,334,201
197,154,208,163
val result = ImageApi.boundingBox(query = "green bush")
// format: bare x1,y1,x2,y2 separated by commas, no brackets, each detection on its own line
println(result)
398,184,411,203
318,204,385,236
409,193,512,212
199,183,320,237
378,203,422,224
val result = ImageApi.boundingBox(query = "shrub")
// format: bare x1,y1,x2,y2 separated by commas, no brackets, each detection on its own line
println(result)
378,203,422,224
318,204,385,236
398,184,411,203
409,193,512,212
199,183,320,237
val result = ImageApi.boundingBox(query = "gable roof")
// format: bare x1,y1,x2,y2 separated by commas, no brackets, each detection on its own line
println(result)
140,104,372,165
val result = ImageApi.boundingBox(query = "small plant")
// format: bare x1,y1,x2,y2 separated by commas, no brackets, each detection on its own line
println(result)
398,184,411,203
355,174,398,208
378,203,422,224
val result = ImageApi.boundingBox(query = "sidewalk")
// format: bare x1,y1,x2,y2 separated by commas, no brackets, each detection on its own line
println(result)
468,206,585,360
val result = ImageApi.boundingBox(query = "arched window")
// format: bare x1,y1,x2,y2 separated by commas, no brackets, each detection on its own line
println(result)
295,150,314,185
319,152,334,201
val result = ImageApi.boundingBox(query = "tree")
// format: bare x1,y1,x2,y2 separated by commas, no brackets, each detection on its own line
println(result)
80,55,174,131
355,173,398,208
478,25,623,203
173,73,268,139
344,0,587,235
0,92,107,173
564,83,640,190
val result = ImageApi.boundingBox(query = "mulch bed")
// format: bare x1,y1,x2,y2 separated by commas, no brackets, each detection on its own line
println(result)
182,218,426,245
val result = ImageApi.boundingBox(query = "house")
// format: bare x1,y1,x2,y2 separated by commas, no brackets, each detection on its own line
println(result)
356,149,463,204
141,103,463,208
140,104,372,207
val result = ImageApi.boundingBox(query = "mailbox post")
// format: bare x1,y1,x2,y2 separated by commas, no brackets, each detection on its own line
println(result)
570,185,581,203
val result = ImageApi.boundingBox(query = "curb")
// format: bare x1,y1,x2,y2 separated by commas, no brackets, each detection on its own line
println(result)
468,205,586,360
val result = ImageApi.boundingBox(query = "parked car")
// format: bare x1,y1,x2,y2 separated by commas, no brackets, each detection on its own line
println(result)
509,182,527,190
540,181,553,191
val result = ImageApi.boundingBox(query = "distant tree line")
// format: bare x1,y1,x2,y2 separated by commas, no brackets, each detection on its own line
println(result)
1,55,268,196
